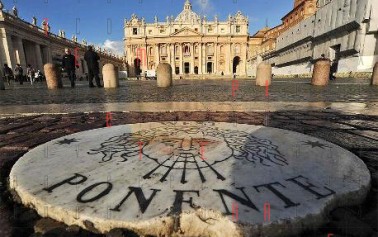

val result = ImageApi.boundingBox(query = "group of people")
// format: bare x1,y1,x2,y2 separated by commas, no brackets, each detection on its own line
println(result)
1,45,101,89
61,45,102,88
2,64,43,86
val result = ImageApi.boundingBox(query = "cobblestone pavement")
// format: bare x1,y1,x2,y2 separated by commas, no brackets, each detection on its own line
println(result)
0,78,377,105
0,111,377,237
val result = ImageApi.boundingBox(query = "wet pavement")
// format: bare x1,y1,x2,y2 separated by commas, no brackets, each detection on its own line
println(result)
0,78,377,237
0,78,377,106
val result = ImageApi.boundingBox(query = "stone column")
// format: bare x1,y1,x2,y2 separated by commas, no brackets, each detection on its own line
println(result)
3,35,17,68
157,63,172,87
170,44,175,69
242,43,247,76
35,43,43,70
44,63,62,89
214,43,218,74
371,62,378,85
103,63,119,88
198,43,203,74
202,44,206,74
46,47,52,63
179,43,183,75
225,43,231,75
191,43,195,74
15,37,27,68
256,62,272,86
155,44,160,67
311,58,331,86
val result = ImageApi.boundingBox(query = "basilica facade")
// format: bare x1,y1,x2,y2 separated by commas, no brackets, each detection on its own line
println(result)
124,0,249,78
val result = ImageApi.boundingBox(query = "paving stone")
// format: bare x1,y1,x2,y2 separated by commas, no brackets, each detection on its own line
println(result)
34,218,67,234
0,205,13,237
351,130,378,141
362,208,378,231
330,208,374,237
305,130,378,150
341,120,378,130
0,122,33,134
302,120,356,130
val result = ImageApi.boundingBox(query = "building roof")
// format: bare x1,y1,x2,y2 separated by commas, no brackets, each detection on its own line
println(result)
175,0,200,23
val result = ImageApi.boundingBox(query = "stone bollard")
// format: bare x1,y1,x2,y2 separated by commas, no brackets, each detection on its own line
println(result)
102,63,119,88
311,58,331,86
157,63,173,88
256,62,272,86
44,63,62,89
371,62,378,85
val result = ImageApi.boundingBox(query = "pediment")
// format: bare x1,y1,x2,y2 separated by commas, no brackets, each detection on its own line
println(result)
170,27,202,37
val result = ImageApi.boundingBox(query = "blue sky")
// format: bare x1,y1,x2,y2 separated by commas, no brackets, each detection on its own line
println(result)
2,0,294,55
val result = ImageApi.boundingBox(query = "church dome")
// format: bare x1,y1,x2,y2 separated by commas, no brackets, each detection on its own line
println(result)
175,0,200,23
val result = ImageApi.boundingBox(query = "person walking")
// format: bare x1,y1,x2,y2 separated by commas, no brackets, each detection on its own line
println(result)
14,64,24,85
62,48,77,88
3,64,13,86
84,45,102,88
26,64,35,85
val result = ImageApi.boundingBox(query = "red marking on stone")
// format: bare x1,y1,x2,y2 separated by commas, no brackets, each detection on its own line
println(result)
265,80,269,97
199,141,209,160
105,112,112,127
327,234,334,237
136,48,146,67
232,201,238,221
232,80,239,97
138,141,144,160
264,202,270,221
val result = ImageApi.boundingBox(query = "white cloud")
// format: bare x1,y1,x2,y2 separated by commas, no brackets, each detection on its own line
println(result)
194,0,215,15
101,39,124,56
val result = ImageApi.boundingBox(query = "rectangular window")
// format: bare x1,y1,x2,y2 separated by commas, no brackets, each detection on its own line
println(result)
208,28,213,33
236,26,241,33
175,29,178,32
195,28,198,32
148,30,152,34
221,28,225,33
160,29,165,33
133,28,138,35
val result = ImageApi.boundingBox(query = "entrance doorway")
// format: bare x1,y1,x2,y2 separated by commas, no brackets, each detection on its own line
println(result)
233,56,240,74
184,62,190,74
194,66,198,74
207,62,213,73
134,58,141,76
329,45,341,75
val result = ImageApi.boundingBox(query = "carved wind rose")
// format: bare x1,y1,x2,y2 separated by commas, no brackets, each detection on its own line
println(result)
87,123,288,183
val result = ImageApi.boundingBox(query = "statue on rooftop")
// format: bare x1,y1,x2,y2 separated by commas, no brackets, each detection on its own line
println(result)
32,16,37,25
12,6,18,17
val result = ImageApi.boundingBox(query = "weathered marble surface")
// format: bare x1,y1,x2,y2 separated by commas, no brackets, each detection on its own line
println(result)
10,122,371,237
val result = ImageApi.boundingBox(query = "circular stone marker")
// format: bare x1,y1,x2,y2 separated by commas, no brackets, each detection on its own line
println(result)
10,122,370,237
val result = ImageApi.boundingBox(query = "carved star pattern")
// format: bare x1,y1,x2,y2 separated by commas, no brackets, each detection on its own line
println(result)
302,140,331,149
56,138,79,145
